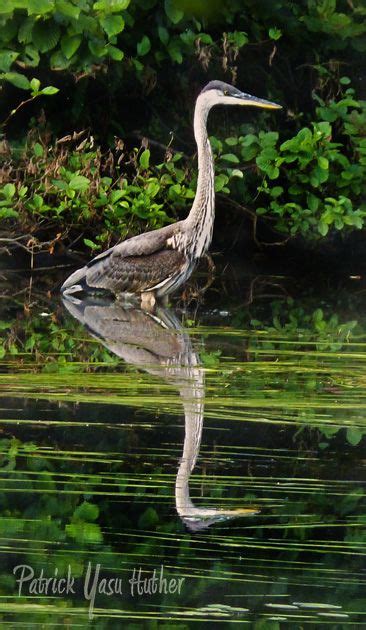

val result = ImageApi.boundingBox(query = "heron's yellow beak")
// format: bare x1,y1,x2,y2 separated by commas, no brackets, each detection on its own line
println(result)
236,92,282,109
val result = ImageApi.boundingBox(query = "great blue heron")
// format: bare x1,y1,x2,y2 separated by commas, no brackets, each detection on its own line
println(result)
61,81,281,308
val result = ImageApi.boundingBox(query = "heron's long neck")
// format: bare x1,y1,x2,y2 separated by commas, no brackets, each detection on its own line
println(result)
185,98,215,258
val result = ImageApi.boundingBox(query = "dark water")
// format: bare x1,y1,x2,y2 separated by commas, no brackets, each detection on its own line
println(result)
0,257,365,627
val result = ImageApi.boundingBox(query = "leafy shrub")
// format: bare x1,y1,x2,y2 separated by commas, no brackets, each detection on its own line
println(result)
1,0,365,91
0,0,365,245
0,132,198,250
213,82,366,239
0,0,250,91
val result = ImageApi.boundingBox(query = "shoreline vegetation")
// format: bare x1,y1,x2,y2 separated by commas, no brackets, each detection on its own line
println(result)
0,0,365,260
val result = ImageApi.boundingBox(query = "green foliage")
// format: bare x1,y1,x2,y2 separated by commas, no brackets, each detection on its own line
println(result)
0,0,363,88
0,134,196,248
0,0,251,90
0,0,365,244
213,82,366,239
0,0,128,80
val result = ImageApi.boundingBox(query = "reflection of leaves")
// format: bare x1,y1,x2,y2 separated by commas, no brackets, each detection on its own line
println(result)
339,488,364,516
66,521,103,544
138,507,159,529
73,501,99,521
201,350,222,368
346,427,363,446
252,299,359,352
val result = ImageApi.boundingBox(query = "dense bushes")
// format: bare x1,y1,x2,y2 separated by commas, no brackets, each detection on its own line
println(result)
0,132,197,251
0,0,365,249
215,86,366,238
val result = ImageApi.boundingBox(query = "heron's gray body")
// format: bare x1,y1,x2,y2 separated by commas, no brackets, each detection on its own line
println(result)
61,80,280,301
64,222,194,297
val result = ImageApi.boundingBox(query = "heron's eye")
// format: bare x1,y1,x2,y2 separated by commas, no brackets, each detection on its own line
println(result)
223,90,228,96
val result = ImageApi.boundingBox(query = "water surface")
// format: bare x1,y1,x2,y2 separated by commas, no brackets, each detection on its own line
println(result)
0,260,365,626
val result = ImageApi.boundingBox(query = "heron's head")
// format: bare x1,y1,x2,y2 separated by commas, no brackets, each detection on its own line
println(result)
199,80,282,111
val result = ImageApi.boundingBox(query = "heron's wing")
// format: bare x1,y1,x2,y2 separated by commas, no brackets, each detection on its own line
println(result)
90,222,178,265
61,222,184,294
86,247,186,293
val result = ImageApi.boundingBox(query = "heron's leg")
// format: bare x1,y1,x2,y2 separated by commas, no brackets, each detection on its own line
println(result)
141,291,156,312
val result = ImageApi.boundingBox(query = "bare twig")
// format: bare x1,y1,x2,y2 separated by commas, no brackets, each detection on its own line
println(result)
1,95,37,129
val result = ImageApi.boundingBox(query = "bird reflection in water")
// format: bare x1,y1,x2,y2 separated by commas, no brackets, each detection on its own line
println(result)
62,295,258,531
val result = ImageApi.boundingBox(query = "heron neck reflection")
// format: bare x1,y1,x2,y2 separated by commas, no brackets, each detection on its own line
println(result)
62,296,257,531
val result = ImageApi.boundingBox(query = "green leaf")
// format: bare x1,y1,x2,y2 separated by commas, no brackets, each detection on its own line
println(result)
100,14,125,38
339,76,351,85
110,189,125,203
231,169,243,178
313,308,323,323
214,174,228,192
50,50,71,69
269,27,282,40
346,427,363,446
139,149,150,170
137,35,151,56
84,238,100,250
318,156,329,170
260,131,279,147
268,165,279,179
33,142,44,157
0,50,19,73
40,85,59,95
66,521,102,544
241,134,258,147
221,153,240,164
167,43,183,63
225,137,238,146
88,40,107,58
271,186,283,198
18,17,35,44
0,0,14,13
318,221,329,236
158,26,169,45
27,0,55,15
2,183,16,199
19,186,28,198
32,20,60,53
1,72,30,90
74,501,99,521
138,507,159,529
228,31,248,48
108,45,124,60
61,34,82,59
55,0,80,18
307,193,319,212
0,208,19,219
93,0,130,10
22,45,40,67
164,0,184,24
69,175,90,191
30,77,40,92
